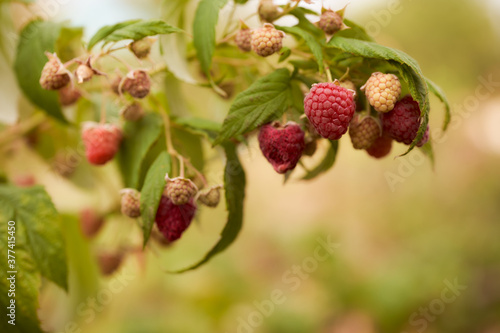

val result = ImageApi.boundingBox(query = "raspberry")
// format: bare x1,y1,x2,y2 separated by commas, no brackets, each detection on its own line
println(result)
120,102,144,121
155,196,197,242
304,82,356,140
129,38,154,59
235,28,253,52
258,0,279,23
258,122,305,174
417,125,430,147
13,174,35,187
197,185,222,208
58,85,81,106
76,64,94,83
81,122,122,165
366,134,393,159
251,24,284,57
79,208,104,239
349,114,381,150
97,252,123,276
362,72,401,113
318,9,343,35
39,52,70,90
165,176,198,206
381,95,421,145
110,75,122,95
120,188,141,218
121,70,151,99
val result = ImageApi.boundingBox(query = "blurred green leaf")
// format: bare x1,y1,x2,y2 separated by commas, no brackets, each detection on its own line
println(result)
278,47,292,63
172,142,245,273
14,20,67,123
289,7,323,37
426,78,451,131
419,141,435,168
327,36,430,155
214,68,292,145
118,113,163,189
338,18,375,41
302,140,339,180
0,185,68,290
173,117,221,142
140,151,171,247
171,127,205,172
278,25,324,73
90,19,182,49
193,0,229,76
0,208,42,333
56,26,83,62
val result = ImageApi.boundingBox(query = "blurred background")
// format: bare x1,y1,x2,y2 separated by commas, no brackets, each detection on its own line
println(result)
1,0,500,332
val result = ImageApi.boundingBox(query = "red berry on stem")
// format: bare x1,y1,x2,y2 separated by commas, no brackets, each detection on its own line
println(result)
82,122,122,165
381,95,421,145
155,196,197,242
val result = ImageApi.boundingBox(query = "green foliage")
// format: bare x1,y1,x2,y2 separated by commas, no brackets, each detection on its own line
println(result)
118,113,163,189
277,25,324,73
87,19,182,50
0,186,68,290
214,68,293,145
140,151,171,247
172,142,245,273
193,0,229,76
302,140,339,180
14,20,67,123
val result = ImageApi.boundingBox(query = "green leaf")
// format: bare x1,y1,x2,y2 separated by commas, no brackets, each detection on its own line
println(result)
171,127,205,172
278,47,292,63
172,142,245,273
173,117,221,142
277,25,324,73
214,68,292,145
327,36,430,155
140,151,171,247
426,78,451,131
0,185,68,290
338,18,375,42
289,7,323,38
87,20,140,49
118,113,163,189
88,20,182,49
14,20,67,123
419,141,435,168
0,215,43,333
302,140,339,180
56,26,84,62
193,0,229,76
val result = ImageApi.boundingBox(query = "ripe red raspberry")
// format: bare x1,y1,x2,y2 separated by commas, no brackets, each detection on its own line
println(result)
155,196,197,242
349,114,381,150
121,70,151,99
197,185,222,208
318,9,343,35
251,24,284,57
120,102,144,121
165,176,198,206
235,28,253,52
258,0,279,22
381,95,421,145
417,125,430,147
258,121,305,174
366,134,393,159
304,82,356,140
81,122,122,165
39,52,70,90
120,188,141,218
58,85,81,106
362,72,401,113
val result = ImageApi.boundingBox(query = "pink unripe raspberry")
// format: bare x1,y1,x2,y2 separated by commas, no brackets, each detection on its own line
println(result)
318,9,343,35
381,95,421,145
304,82,356,140
120,188,141,218
155,196,197,242
58,85,81,106
164,175,198,206
251,24,284,57
258,122,305,174
81,122,122,165
258,0,279,23
120,102,144,122
235,28,253,52
39,52,70,90
366,134,393,159
362,72,401,113
79,208,104,239
349,114,382,150
121,70,151,99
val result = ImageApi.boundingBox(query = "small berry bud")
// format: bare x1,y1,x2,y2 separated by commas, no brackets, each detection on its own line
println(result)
197,185,222,208
251,24,285,57
39,52,70,90
129,38,154,59
120,188,141,218
121,70,151,99
120,102,144,121
164,175,198,206
318,9,343,35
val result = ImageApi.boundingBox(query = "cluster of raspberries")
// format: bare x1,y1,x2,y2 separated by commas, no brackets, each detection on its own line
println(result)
258,75,429,174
